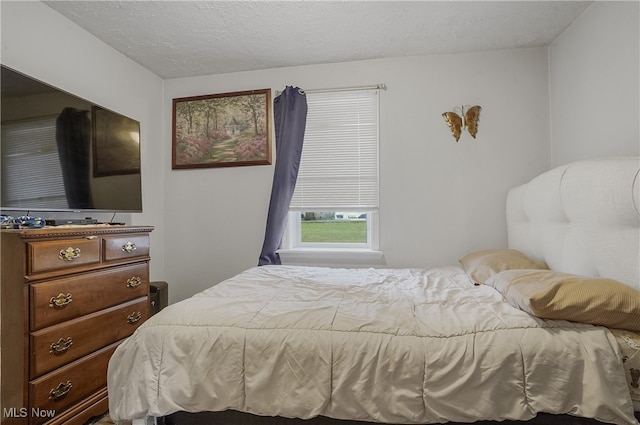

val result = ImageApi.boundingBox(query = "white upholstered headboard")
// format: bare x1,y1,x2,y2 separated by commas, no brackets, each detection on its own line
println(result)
507,157,640,291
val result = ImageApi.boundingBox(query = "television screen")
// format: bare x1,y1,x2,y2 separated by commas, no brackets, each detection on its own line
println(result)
1,65,142,213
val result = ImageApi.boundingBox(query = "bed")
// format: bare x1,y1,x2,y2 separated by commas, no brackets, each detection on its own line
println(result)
107,156,640,425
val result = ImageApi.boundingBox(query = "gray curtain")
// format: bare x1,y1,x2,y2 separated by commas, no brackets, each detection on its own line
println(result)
258,87,308,266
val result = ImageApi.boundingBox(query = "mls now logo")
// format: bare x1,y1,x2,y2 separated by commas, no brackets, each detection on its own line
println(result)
3,407,56,419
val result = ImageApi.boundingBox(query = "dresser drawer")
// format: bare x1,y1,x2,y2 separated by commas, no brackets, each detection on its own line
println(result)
28,342,118,425
28,238,101,275
30,263,149,331
30,297,149,378
103,234,149,262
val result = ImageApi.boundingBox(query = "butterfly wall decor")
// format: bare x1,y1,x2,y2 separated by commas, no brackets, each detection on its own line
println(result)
442,105,482,142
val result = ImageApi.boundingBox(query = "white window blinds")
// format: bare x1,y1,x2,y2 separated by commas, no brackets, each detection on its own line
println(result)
1,117,68,209
289,88,379,211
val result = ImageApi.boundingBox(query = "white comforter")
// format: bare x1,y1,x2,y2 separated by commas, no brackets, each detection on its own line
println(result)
107,265,639,425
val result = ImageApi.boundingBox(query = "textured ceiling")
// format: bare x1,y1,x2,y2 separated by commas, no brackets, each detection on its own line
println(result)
44,1,592,79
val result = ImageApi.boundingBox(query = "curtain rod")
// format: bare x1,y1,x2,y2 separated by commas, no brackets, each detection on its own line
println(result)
275,83,386,96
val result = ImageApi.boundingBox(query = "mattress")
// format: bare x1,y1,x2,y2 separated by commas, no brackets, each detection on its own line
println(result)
107,265,638,425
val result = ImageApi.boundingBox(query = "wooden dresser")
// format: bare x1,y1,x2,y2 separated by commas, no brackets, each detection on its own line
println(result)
1,225,153,425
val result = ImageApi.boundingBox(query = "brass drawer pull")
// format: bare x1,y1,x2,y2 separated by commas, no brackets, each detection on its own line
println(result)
122,242,137,253
49,293,73,308
49,380,72,401
50,337,73,355
127,276,142,288
59,247,81,261
127,311,142,323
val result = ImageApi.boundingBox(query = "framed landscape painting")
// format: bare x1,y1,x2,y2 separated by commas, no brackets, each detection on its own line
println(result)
172,89,271,169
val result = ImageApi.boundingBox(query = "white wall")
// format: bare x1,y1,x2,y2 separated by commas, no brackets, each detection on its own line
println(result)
550,1,640,166
0,1,166,281
164,48,551,302
11,2,616,304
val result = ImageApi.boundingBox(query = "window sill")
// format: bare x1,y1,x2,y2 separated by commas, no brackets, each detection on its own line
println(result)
277,248,386,268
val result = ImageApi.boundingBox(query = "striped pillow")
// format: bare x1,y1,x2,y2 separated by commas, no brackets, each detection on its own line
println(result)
487,269,640,331
459,249,548,285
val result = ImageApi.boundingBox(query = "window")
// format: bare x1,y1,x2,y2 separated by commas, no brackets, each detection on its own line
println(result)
280,88,382,264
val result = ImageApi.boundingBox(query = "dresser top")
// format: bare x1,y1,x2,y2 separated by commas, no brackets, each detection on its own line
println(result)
1,224,154,239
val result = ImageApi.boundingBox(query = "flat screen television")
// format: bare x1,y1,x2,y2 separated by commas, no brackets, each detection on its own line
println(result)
1,65,142,214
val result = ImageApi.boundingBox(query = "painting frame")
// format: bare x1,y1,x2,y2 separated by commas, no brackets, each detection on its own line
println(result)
92,106,141,177
172,88,272,169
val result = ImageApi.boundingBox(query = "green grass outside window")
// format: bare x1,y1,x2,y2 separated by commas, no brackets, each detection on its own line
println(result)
301,221,367,243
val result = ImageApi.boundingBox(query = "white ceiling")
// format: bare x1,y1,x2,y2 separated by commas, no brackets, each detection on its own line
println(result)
43,1,592,79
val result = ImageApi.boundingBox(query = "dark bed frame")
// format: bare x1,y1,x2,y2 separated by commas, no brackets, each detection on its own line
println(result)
161,409,640,425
